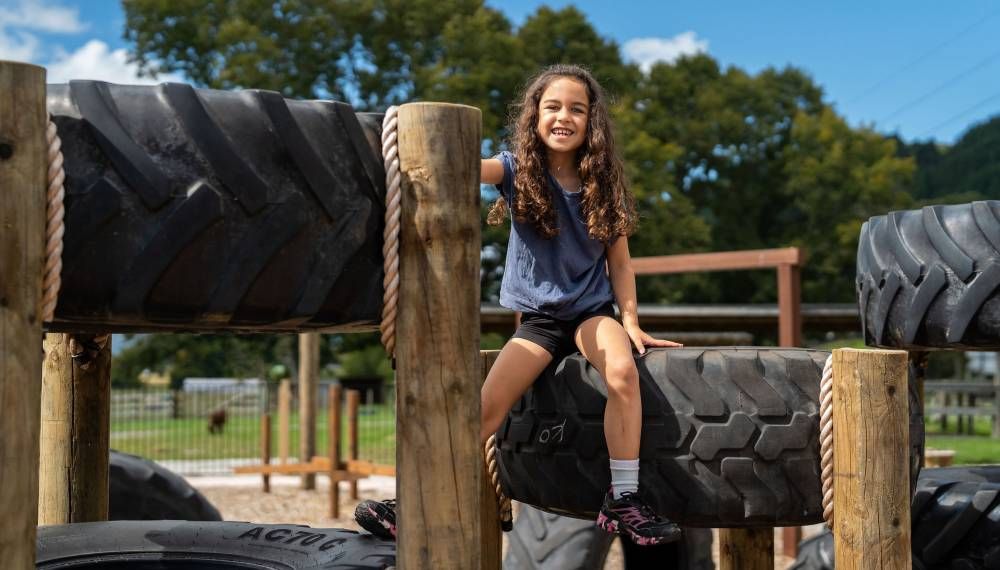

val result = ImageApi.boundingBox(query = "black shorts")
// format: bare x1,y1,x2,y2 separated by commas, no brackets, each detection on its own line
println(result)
511,302,617,357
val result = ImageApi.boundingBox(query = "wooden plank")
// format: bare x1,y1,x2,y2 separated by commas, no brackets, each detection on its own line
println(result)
777,264,802,348
347,389,360,500
925,407,995,416
0,60,46,570
719,528,774,570
299,333,319,489
261,413,271,493
631,247,803,275
234,463,365,477
39,334,112,524
278,378,291,464
833,348,910,570
328,385,342,519
923,383,995,394
480,350,502,570
396,102,482,569
346,459,397,477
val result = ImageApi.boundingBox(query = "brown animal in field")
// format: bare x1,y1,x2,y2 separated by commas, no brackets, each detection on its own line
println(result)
208,408,227,434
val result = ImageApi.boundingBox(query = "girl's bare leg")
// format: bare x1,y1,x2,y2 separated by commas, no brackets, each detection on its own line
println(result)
574,316,641,459
480,338,553,443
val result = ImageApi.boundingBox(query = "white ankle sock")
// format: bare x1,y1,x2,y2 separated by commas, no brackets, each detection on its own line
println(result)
609,458,639,499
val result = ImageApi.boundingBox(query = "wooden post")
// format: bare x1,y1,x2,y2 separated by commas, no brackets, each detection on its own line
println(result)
395,102,482,569
278,378,291,463
719,528,774,570
38,334,113,524
0,60,46,570
993,353,1000,439
328,385,342,519
833,348,910,570
479,350,502,570
347,389,360,500
777,262,803,558
261,413,272,492
299,333,319,489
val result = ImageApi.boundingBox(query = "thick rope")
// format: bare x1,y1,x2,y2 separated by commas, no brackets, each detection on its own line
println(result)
380,106,401,359
820,353,834,528
43,118,65,324
485,434,513,531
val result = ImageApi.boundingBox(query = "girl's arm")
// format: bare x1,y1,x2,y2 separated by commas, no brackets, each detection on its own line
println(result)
482,158,504,185
606,236,682,354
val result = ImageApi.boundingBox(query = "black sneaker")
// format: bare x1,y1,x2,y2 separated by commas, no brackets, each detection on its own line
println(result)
354,498,397,540
596,490,682,545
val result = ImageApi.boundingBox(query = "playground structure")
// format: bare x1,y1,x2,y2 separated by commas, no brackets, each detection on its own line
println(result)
5,58,992,569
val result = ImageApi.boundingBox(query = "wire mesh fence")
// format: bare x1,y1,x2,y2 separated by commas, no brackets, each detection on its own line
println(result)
110,380,396,476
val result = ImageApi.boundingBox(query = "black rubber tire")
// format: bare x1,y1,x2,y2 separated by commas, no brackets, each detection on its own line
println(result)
858,201,1000,350
495,347,924,527
503,505,613,570
792,466,1000,570
46,81,385,333
109,450,221,521
36,521,395,569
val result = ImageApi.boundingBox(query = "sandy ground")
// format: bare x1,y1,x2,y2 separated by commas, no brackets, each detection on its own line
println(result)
188,474,816,569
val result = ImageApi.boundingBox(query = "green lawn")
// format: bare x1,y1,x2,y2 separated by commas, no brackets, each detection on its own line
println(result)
925,415,1000,465
111,405,397,465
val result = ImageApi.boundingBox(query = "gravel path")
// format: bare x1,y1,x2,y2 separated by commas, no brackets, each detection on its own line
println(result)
188,475,812,568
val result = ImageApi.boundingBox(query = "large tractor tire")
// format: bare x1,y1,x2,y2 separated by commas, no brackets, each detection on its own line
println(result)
47,81,385,333
109,450,221,521
503,504,714,570
792,466,1000,570
858,201,1000,350
36,521,395,569
495,347,924,528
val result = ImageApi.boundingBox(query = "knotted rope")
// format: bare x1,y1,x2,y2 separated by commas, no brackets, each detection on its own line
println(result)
820,353,834,527
43,117,65,324
485,434,513,531
380,106,401,359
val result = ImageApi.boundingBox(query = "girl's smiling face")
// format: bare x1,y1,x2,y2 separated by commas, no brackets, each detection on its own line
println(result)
536,77,589,157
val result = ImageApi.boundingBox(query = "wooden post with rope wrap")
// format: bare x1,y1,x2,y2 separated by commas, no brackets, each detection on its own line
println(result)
0,60,47,570
394,103,482,569
38,333,113,524
833,348,910,570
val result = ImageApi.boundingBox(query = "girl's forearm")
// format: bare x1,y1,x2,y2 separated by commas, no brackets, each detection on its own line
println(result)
610,263,639,326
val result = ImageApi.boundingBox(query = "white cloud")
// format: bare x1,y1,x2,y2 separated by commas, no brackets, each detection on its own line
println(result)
0,28,39,61
46,40,183,84
623,31,709,73
0,0,85,33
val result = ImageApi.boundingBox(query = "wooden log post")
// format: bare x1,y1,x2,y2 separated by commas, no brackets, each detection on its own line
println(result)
719,528,774,570
299,333,319,490
347,389,360,500
328,385,343,519
261,413,272,492
396,102,482,569
833,348,910,570
479,350,502,570
777,260,803,559
278,378,291,464
38,334,113,524
0,60,47,570
993,353,1000,439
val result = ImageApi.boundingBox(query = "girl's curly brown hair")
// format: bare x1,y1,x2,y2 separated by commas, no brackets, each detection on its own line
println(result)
487,64,636,243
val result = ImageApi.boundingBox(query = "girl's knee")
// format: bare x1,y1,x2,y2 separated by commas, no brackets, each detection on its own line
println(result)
604,358,639,397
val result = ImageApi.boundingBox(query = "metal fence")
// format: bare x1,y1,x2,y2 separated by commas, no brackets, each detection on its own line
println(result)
110,381,396,476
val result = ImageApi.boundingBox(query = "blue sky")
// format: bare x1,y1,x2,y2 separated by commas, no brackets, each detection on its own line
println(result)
2,0,998,144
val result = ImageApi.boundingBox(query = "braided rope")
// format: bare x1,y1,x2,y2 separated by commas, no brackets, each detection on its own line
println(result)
820,353,834,527
42,118,65,324
380,106,401,358
485,434,512,530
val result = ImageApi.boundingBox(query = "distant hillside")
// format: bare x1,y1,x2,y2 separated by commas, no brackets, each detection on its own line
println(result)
898,115,1000,204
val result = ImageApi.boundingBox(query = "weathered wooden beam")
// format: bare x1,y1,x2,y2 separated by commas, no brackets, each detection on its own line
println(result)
260,413,271,493
719,528,774,570
631,248,803,274
38,333,112,524
480,350,502,570
396,102,482,569
833,348,910,570
0,60,46,570
328,384,342,518
299,332,319,490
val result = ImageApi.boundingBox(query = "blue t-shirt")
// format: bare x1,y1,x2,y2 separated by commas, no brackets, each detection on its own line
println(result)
494,151,614,320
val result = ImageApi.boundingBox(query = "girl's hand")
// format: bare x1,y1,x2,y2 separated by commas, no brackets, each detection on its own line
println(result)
623,322,683,355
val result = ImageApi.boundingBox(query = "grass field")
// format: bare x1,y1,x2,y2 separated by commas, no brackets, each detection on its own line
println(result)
111,405,396,465
925,415,1000,465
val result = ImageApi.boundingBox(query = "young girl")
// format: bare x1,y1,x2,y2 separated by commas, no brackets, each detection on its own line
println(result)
356,64,682,545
